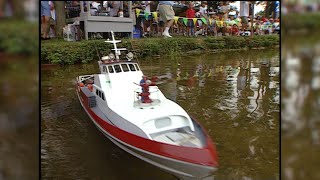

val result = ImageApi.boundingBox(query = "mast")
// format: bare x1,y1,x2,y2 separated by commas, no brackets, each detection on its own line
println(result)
104,31,127,60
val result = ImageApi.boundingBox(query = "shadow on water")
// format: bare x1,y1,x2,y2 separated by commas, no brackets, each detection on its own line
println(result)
282,34,320,180
0,54,38,180
41,49,279,180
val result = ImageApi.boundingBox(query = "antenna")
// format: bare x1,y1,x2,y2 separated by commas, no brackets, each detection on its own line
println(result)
105,31,126,60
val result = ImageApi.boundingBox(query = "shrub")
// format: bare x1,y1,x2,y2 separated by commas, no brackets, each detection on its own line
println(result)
0,20,38,55
41,35,279,64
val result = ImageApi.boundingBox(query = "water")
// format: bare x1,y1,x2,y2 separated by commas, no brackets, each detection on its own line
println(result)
0,54,38,179
282,34,320,180
41,49,279,180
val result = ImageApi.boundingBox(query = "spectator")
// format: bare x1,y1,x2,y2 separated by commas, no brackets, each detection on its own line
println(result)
230,24,239,36
270,18,276,33
142,1,151,37
208,12,217,36
109,1,120,17
185,2,195,36
158,1,175,38
156,3,165,37
253,19,261,35
49,1,56,38
90,3,97,16
198,1,208,36
240,1,250,32
41,1,51,40
216,11,226,36
91,1,100,9
220,1,230,20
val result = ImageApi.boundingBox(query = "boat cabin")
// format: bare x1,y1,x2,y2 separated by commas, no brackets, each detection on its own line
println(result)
98,60,141,74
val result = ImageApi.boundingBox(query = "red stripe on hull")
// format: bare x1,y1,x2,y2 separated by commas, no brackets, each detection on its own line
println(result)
77,87,218,167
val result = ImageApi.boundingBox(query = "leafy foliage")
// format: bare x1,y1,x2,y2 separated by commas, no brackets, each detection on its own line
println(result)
41,35,279,64
283,13,320,30
0,20,38,55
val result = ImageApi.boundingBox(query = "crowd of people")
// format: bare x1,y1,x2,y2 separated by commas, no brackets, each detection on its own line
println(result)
41,1,56,40
133,1,280,38
41,1,280,40
282,0,319,14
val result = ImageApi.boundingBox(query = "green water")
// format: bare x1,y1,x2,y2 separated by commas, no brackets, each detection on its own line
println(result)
41,49,279,179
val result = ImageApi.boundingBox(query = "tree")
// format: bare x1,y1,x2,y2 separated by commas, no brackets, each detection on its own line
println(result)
54,1,66,38
264,1,276,18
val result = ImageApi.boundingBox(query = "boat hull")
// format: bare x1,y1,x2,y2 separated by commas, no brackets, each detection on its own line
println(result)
76,86,218,179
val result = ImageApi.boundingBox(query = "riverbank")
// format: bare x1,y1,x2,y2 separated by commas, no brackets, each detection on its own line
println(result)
283,13,320,35
41,35,278,65
0,19,38,55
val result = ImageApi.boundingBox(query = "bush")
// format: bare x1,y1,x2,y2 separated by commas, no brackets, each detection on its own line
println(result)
283,13,320,30
41,35,279,64
0,20,38,55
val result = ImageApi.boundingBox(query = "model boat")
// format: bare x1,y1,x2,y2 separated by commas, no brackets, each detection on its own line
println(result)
76,31,218,179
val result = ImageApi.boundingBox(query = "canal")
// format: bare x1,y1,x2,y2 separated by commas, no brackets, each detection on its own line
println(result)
282,34,320,180
41,49,279,179
0,54,39,180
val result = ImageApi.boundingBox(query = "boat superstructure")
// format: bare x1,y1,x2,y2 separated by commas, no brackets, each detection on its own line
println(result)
76,31,218,179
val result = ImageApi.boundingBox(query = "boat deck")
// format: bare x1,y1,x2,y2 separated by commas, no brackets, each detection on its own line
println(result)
153,132,202,148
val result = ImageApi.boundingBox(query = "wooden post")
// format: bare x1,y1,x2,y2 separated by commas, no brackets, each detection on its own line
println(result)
80,1,84,13
120,1,124,10
251,1,254,37
86,1,90,16
129,1,133,39
85,1,90,40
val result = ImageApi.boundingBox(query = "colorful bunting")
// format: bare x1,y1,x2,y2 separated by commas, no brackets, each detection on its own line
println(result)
183,18,188,26
174,16,179,24
145,12,149,20
201,17,207,25
134,9,273,28
152,12,157,19
135,9,141,17
193,18,197,26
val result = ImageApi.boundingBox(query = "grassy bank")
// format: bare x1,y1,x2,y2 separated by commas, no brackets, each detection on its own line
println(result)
283,13,320,30
41,35,279,65
0,20,38,55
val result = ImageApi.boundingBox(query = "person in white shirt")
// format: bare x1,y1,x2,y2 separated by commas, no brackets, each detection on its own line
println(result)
198,1,208,36
142,1,151,37
109,1,120,17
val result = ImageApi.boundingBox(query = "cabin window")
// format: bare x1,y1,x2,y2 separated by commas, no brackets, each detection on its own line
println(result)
121,64,129,72
128,64,136,71
102,93,105,101
98,90,101,98
108,66,114,73
103,66,107,72
96,89,99,96
155,117,172,129
114,65,122,73
134,64,140,71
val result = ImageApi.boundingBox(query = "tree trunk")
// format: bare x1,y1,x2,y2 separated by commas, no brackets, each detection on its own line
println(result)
54,1,66,38
265,1,270,18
